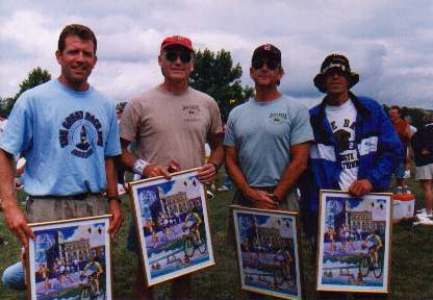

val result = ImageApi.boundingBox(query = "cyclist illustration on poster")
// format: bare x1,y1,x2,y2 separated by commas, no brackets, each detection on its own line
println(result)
316,190,392,294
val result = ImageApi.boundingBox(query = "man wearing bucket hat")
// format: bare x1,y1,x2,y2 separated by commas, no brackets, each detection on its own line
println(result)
119,35,224,300
300,54,402,299
225,43,313,211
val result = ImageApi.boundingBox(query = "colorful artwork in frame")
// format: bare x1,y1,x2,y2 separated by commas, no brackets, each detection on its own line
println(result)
27,215,112,300
232,205,302,300
317,190,392,294
129,168,215,286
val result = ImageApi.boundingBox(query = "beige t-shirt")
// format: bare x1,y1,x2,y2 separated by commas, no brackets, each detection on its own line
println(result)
120,85,223,170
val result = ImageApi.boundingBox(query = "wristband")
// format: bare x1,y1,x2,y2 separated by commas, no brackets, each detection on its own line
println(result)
133,159,149,175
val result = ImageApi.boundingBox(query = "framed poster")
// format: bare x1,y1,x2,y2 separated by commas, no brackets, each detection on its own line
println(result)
232,205,302,300
317,190,392,293
129,168,215,286
27,215,112,300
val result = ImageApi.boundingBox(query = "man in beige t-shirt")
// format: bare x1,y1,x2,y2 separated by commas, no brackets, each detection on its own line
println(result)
120,35,224,300
121,85,222,171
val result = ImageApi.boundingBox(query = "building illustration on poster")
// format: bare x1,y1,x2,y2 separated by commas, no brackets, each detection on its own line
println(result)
28,217,112,300
232,206,302,300
317,191,392,293
130,170,214,286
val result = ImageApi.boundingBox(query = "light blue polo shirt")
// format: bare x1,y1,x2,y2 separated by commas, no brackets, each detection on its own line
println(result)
224,96,313,187
0,80,121,196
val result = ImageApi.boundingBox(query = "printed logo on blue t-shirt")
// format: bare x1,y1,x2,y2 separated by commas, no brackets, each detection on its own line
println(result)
59,111,103,158
269,112,288,124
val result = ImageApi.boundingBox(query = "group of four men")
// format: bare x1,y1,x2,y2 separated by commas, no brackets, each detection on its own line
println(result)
0,24,402,300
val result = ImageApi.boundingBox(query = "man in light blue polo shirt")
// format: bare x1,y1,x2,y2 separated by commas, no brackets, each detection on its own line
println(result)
224,44,313,211
0,24,122,290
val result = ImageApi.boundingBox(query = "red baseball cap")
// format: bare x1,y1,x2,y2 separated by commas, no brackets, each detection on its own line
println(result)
161,35,193,52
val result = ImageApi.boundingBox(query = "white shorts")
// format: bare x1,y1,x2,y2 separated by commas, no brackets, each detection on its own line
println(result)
415,163,433,180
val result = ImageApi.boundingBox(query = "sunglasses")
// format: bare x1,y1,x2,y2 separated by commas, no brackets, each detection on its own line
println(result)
165,50,192,63
252,58,280,70
325,68,347,77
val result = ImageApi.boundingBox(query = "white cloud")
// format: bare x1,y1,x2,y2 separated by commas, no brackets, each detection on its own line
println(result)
0,11,57,58
92,60,160,100
0,0,432,109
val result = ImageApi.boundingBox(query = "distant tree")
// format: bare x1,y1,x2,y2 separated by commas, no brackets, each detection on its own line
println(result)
406,107,429,129
0,97,6,118
0,67,52,116
15,67,51,99
0,97,16,117
189,49,254,122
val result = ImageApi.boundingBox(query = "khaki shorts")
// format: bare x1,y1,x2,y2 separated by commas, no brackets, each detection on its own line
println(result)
415,163,433,180
26,194,107,223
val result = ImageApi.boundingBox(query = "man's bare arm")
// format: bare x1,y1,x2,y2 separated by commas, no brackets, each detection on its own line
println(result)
119,138,170,178
119,138,138,171
0,149,34,246
0,149,16,204
104,156,122,235
197,132,224,183
207,132,224,167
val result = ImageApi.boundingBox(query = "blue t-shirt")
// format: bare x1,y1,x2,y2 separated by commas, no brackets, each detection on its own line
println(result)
224,96,314,187
0,80,121,196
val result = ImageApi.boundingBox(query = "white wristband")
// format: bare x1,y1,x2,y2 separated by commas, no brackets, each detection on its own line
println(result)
133,159,149,175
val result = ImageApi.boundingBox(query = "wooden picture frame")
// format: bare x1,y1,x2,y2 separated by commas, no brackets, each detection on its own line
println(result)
232,205,302,300
128,168,215,286
316,190,392,294
27,215,112,300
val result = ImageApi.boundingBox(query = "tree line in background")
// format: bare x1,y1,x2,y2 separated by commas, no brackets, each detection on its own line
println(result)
189,49,254,122
0,67,51,117
0,49,253,122
0,50,430,125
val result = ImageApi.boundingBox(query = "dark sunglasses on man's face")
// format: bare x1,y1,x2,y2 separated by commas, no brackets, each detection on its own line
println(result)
325,68,347,77
252,58,280,70
165,50,192,63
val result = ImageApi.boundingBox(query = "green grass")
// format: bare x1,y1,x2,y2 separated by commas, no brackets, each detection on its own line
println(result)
1,174,433,299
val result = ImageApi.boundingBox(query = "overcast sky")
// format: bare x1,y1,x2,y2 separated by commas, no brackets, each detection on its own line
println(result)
1,0,432,109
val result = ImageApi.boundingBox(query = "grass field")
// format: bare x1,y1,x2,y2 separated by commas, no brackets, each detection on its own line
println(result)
1,174,433,299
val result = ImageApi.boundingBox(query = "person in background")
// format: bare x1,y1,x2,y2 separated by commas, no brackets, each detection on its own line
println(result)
403,114,418,137
388,105,412,189
116,102,127,195
0,113,7,246
402,114,417,187
0,113,6,211
412,113,433,218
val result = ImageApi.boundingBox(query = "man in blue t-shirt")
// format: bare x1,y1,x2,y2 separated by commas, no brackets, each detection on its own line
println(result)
0,24,122,290
224,44,313,300
224,44,313,211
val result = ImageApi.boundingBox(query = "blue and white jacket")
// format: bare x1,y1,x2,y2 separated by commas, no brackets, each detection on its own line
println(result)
300,93,403,214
